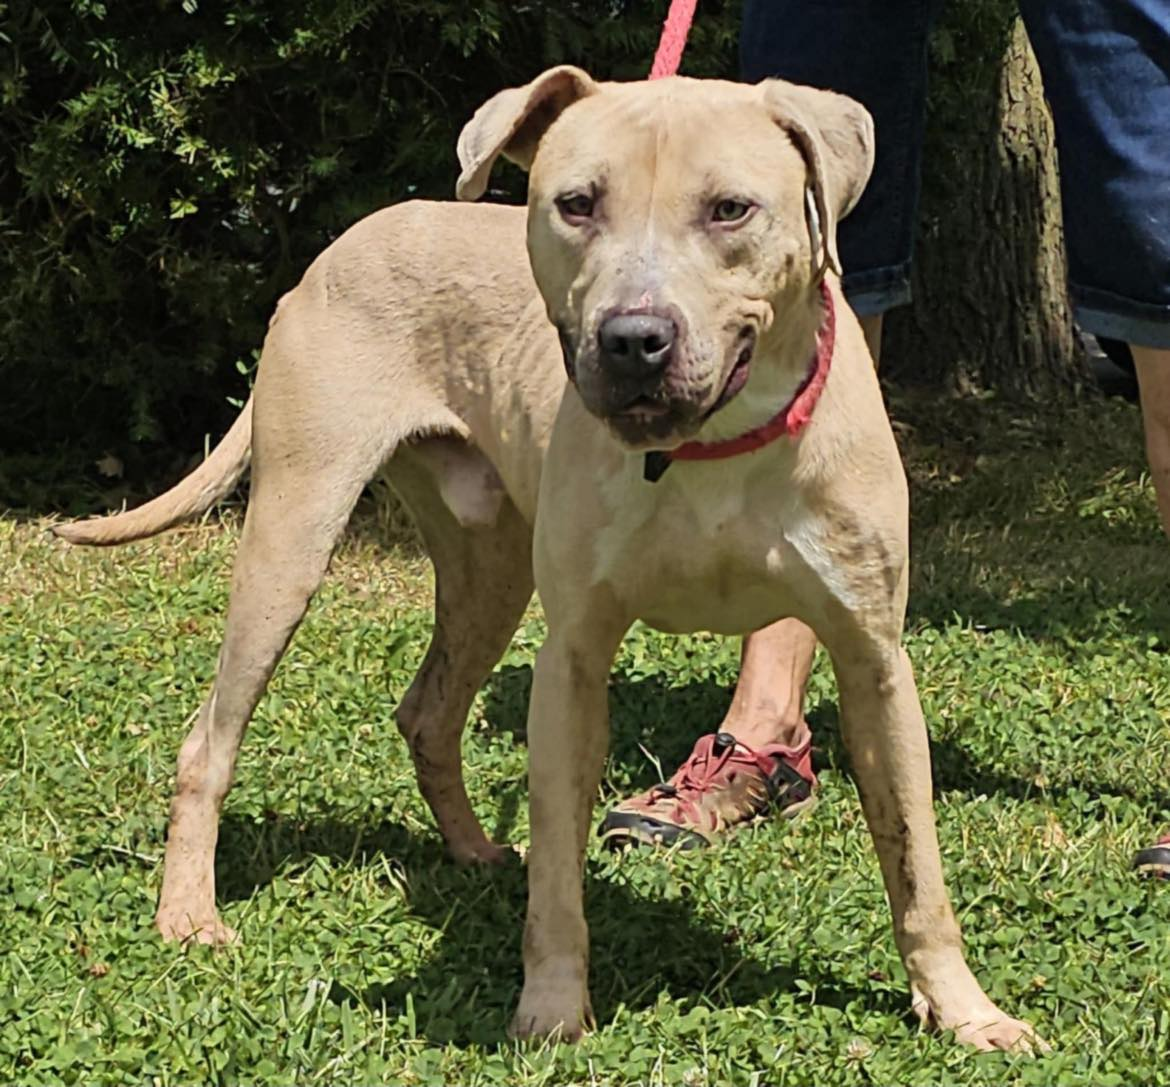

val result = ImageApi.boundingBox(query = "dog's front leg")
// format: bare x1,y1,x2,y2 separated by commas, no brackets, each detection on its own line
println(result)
510,617,626,1042
830,638,1042,1052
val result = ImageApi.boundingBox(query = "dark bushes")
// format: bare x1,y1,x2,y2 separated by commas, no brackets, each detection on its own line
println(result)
0,0,736,500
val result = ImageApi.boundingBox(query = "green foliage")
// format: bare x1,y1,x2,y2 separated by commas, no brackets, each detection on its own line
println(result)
0,1,738,491
2,395,1168,1083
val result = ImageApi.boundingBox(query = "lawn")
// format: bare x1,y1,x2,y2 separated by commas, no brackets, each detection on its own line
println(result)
1,392,1168,1085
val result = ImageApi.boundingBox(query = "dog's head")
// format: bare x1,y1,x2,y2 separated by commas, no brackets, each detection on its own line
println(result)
457,69,873,450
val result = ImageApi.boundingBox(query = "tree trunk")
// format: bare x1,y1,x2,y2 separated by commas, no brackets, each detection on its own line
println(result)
883,6,1090,398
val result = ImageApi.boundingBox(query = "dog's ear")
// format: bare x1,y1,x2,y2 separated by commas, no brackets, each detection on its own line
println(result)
761,81,875,278
456,66,599,201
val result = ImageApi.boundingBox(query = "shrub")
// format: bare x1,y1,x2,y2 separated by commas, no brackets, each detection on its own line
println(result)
0,0,737,500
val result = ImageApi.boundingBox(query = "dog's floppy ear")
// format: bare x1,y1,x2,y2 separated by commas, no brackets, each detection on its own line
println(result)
761,80,875,278
456,66,599,201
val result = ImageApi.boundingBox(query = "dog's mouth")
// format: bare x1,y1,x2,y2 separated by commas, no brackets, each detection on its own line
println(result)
613,397,672,422
558,328,577,380
606,396,681,447
703,330,756,419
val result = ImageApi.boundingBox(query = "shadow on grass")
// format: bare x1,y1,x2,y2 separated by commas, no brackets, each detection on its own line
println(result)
204,597,1167,1048
484,664,1170,813
889,393,1170,640
213,810,901,1046
908,578,1170,646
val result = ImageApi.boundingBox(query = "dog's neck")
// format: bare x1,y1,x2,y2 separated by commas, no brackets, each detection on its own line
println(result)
694,283,827,447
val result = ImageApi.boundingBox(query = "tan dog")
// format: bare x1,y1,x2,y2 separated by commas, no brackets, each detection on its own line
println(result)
57,68,1037,1051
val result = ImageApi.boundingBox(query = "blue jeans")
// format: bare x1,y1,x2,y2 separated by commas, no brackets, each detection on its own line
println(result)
741,0,1170,348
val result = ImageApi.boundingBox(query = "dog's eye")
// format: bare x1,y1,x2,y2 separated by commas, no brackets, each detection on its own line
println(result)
556,192,595,222
711,199,754,225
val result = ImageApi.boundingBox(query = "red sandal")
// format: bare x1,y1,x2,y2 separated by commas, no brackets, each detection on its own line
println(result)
599,731,816,849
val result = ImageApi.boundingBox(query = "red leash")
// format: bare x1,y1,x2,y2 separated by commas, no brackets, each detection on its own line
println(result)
649,0,698,79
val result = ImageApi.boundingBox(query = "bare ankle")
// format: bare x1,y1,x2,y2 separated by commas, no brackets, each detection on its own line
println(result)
725,618,818,751
725,714,811,751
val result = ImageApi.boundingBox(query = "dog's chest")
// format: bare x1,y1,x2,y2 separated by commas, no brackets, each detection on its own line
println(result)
592,458,852,634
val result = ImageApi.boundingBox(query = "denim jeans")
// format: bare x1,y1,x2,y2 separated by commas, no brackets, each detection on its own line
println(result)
740,0,1170,348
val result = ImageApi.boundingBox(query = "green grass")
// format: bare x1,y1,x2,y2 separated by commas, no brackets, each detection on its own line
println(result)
2,394,1168,1085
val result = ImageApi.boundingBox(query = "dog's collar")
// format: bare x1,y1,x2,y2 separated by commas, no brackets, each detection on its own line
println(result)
642,280,835,483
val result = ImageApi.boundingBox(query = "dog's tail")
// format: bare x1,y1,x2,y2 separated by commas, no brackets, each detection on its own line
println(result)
53,396,254,547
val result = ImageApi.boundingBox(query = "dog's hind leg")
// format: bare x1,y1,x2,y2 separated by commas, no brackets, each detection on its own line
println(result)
387,441,534,863
155,401,394,945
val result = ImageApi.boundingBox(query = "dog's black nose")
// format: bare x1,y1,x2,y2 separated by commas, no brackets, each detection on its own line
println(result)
598,313,677,375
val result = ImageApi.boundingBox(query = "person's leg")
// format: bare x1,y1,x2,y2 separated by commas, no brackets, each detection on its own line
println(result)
741,0,940,321
1017,0,1170,349
1125,344,1170,874
1020,0,1170,872
1132,342,1170,875
718,619,818,750
861,314,885,365
601,0,936,847
1133,346,1170,872
1133,346,1170,537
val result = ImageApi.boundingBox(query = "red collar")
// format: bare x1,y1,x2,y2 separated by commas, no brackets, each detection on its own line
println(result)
643,281,835,482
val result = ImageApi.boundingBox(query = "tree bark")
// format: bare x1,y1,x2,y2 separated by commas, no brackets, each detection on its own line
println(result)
884,7,1090,398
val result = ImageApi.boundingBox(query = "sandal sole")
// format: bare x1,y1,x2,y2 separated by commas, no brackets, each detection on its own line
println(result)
1135,848,1170,879
599,790,818,850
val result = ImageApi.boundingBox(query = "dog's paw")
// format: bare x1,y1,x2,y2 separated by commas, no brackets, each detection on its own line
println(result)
449,837,518,866
156,908,238,947
508,983,593,1043
453,837,519,865
953,1014,1047,1055
911,985,1048,1054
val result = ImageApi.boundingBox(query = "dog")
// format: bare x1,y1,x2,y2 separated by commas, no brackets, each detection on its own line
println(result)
56,67,1037,1052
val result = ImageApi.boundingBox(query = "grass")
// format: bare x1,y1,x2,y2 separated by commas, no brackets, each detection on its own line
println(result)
1,392,1168,1085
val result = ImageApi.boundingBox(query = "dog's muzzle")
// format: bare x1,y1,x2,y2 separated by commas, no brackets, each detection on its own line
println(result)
588,311,694,445
564,308,755,449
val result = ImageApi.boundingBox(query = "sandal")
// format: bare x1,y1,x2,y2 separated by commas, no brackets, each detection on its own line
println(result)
1134,833,1170,878
598,731,816,849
